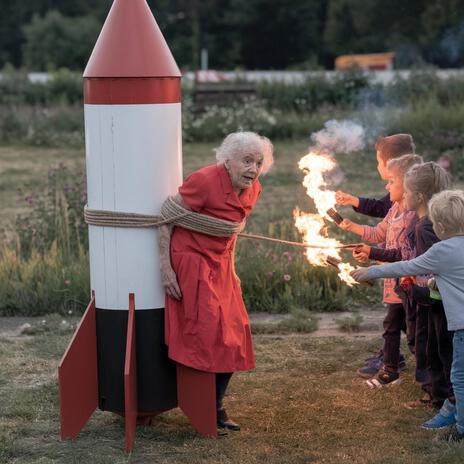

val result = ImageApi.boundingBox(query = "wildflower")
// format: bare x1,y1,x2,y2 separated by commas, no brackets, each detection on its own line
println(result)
267,271,275,277
283,274,291,281
68,310,73,315
64,279,71,285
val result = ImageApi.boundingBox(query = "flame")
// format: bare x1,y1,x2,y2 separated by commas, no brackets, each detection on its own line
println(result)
298,150,337,217
295,149,358,286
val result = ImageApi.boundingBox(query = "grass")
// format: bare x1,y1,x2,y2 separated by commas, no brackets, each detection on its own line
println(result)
1,328,464,463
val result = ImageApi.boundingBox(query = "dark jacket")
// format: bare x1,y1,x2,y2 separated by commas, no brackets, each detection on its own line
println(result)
353,193,392,218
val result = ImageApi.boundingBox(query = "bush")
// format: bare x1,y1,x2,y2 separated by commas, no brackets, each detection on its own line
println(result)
235,221,376,313
15,163,87,259
256,70,371,112
0,105,84,147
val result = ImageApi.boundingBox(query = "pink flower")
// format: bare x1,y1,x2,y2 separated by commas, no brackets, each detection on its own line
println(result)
64,279,71,285
283,274,291,281
267,271,275,277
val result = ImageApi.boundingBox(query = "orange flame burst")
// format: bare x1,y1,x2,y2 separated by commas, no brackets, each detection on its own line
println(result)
295,149,358,286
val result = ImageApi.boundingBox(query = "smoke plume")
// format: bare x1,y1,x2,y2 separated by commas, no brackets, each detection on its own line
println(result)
311,119,365,154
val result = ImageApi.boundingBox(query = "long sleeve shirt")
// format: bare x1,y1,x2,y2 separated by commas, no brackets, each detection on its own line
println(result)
367,236,464,331
353,193,392,218
361,202,416,303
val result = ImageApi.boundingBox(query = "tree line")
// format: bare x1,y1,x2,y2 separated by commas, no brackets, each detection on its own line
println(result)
1,0,464,71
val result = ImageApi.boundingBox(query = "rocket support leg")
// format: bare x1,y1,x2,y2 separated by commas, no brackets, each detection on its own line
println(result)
58,296,98,439
176,364,217,438
124,293,137,452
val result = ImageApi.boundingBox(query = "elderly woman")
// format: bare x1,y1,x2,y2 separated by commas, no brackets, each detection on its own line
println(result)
159,131,273,433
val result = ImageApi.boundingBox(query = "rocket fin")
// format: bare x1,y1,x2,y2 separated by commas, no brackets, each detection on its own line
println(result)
176,364,217,438
124,293,137,452
59,296,98,439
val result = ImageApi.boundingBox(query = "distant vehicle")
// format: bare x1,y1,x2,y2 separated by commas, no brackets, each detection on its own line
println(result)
335,52,395,71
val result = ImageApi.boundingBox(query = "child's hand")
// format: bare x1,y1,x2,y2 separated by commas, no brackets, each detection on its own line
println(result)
353,249,369,263
335,191,359,207
350,267,373,283
338,218,354,231
353,243,370,262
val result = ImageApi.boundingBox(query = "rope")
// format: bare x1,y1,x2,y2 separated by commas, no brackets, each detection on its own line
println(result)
238,233,359,250
84,197,358,249
84,195,243,237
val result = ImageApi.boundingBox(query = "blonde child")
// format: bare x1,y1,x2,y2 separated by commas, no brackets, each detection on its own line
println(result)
352,190,464,442
338,154,423,385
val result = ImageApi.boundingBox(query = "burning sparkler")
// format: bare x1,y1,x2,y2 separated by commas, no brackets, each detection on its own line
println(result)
295,148,358,286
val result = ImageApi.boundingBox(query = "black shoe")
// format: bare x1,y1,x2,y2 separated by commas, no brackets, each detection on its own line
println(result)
217,408,240,431
217,426,228,437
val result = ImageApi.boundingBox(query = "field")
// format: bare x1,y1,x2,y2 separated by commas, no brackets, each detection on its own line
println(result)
1,140,464,462
1,317,464,464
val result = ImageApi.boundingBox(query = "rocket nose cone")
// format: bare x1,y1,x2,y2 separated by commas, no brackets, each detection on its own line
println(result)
84,0,181,78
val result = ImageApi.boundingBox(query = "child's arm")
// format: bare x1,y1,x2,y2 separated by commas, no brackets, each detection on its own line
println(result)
339,209,389,243
369,246,402,262
351,244,401,263
352,242,445,282
336,191,392,218
354,193,392,218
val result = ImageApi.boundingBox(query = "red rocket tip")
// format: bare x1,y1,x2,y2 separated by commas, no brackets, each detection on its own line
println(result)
84,0,181,78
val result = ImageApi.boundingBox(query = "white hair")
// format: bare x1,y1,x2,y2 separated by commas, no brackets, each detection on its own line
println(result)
429,189,464,235
215,131,274,174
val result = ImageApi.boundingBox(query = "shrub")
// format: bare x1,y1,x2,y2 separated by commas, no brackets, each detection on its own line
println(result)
235,221,376,313
15,163,87,259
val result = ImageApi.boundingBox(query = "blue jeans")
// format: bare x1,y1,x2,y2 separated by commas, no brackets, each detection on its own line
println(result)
451,330,464,433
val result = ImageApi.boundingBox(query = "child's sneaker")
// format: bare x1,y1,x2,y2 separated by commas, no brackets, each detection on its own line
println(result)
366,369,401,388
357,354,406,378
422,412,457,430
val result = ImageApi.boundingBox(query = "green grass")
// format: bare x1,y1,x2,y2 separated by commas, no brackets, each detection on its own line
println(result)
1,329,463,463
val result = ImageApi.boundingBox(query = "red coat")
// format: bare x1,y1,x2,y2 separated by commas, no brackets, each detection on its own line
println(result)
165,164,261,372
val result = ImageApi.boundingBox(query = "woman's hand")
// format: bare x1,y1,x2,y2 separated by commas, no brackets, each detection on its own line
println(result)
352,243,371,263
161,261,182,300
335,191,359,207
350,267,374,283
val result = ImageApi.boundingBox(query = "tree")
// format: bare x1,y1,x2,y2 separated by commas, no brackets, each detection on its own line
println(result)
22,10,101,71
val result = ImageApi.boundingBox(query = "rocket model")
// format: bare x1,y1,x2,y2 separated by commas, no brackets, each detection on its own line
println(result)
58,0,218,451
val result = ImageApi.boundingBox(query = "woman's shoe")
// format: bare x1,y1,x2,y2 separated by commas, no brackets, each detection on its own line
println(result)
217,408,241,431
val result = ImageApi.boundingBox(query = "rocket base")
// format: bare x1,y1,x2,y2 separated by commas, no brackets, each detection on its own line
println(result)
96,307,177,413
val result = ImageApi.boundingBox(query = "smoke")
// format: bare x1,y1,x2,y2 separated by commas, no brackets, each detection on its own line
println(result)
310,119,365,154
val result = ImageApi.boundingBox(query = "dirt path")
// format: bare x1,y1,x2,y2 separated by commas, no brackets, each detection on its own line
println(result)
0,309,386,338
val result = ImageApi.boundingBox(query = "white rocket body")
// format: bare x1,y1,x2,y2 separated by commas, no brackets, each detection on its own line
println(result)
85,104,182,310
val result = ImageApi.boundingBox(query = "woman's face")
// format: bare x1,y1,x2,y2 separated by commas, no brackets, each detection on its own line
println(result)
226,151,264,190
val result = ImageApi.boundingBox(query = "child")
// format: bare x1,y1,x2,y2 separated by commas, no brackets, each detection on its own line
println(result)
352,190,464,442
338,154,423,385
354,162,453,413
336,134,416,218
335,134,416,376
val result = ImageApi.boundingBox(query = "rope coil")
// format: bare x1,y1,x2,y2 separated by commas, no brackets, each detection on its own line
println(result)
84,195,243,237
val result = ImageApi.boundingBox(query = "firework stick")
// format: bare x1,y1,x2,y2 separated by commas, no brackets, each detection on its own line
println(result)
326,208,344,225
238,233,358,250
